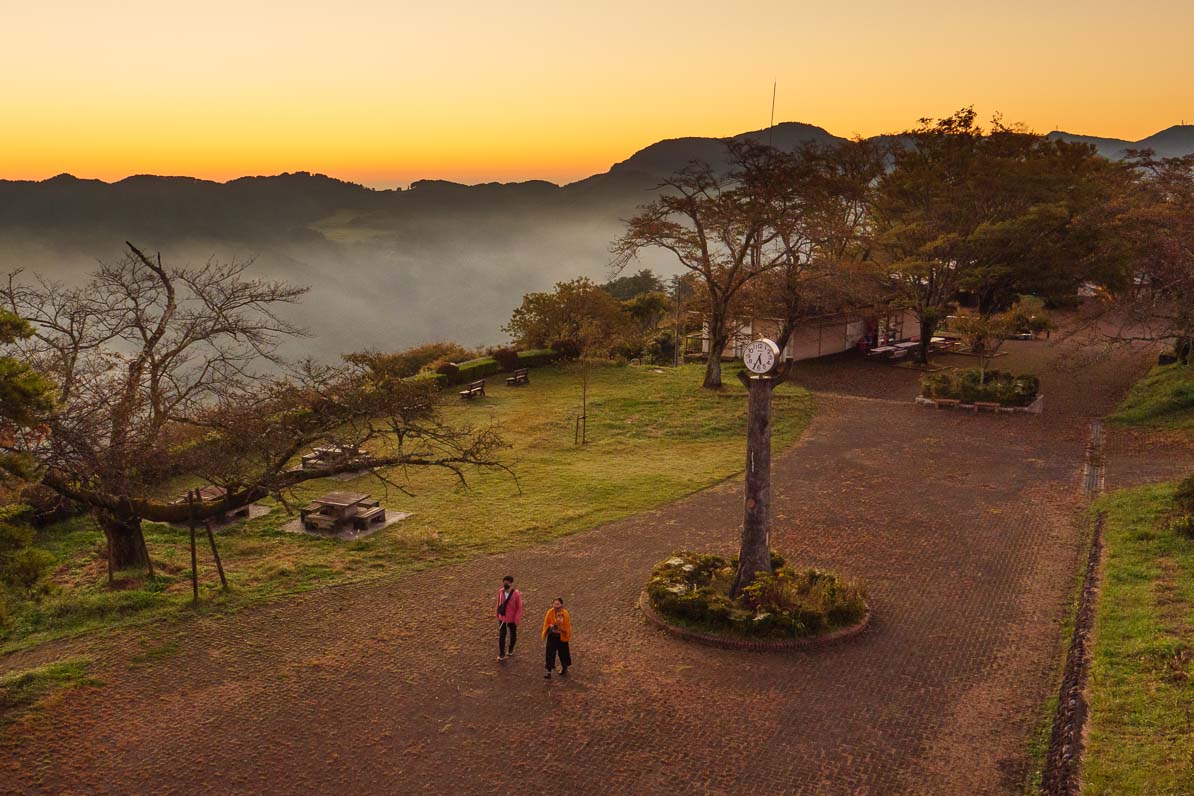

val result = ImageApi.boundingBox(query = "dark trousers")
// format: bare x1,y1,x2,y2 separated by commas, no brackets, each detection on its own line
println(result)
545,633,571,671
499,622,517,655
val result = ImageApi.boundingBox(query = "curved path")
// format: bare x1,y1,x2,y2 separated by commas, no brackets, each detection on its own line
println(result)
0,342,1156,794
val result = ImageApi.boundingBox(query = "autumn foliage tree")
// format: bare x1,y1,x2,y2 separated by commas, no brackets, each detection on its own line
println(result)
503,277,635,356
1094,151,1194,352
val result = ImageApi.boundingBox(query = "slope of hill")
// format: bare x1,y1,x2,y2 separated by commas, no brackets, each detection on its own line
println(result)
1047,125,1194,159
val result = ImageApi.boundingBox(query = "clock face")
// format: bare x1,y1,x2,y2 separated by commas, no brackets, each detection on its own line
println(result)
743,339,780,374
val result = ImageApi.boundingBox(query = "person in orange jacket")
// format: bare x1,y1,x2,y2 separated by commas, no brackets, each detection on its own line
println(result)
541,596,572,679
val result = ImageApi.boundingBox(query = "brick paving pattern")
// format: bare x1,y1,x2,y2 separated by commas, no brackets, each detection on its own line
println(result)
0,339,1165,794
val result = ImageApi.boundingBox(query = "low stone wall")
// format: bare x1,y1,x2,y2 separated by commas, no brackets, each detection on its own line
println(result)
638,592,872,652
915,394,1044,414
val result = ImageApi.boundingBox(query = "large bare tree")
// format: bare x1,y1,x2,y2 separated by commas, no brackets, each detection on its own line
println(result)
735,139,886,355
613,141,791,388
2,244,506,575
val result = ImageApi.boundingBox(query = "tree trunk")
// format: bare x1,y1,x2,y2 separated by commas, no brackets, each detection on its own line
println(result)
916,317,935,364
99,510,151,572
703,341,725,389
731,376,773,597
703,309,728,389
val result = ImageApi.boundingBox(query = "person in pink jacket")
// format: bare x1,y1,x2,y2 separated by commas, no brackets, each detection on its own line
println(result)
495,575,523,661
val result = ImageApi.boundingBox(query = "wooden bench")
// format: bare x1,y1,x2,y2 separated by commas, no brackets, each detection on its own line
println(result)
505,368,529,386
975,401,1002,413
934,398,961,409
459,380,485,399
351,505,386,530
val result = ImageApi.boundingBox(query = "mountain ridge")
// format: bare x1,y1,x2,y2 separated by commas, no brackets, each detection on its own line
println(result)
9,121,1189,194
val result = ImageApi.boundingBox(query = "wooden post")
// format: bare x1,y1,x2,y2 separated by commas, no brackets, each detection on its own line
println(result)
188,490,199,603
205,519,228,590
731,370,776,597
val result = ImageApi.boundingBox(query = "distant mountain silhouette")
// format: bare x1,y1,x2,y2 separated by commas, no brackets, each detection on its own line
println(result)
2,121,1191,358
1047,124,1194,160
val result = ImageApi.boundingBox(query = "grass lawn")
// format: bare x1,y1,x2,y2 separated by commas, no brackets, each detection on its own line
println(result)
1082,484,1194,794
1108,363,1194,430
2,362,813,652
0,659,99,727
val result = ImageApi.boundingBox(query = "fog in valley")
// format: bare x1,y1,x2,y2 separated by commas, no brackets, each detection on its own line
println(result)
4,120,1191,362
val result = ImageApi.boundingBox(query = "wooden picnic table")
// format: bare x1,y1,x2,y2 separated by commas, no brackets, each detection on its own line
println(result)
301,443,366,470
300,491,386,532
172,485,250,522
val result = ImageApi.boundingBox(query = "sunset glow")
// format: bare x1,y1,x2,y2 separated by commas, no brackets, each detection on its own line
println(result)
4,0,1193,187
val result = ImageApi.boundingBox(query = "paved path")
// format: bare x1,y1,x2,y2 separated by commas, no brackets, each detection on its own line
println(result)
0,341,1159,794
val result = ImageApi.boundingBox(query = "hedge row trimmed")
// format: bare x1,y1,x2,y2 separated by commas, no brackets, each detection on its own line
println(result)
404,349,560,388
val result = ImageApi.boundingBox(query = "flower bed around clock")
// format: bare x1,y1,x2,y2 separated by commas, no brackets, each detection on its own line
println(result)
644,551,868,640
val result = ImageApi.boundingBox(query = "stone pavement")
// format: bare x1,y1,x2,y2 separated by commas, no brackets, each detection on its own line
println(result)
0,340,1163,794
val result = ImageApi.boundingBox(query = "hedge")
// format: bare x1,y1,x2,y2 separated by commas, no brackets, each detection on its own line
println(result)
455,357,503,383
516,349,559,367
405,371,447,388
404,349,559,388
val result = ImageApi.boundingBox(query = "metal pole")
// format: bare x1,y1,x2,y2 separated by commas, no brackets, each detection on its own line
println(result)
205,519,227,590
188,490,199,603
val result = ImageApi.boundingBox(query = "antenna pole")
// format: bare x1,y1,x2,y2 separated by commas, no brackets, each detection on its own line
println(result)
768,81,777,147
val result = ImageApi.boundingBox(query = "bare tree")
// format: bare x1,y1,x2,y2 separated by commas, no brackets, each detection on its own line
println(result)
2,244,507,575
613,141,790,388
736,139,886,355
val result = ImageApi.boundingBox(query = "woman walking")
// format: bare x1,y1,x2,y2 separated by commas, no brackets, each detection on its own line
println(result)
495,575,522,661
541,597,572,679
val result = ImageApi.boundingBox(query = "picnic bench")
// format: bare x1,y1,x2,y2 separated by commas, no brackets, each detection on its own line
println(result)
933,398,961,409
459,379,486,399
301,443,367,471
974,401,1002,413
505,367,529,386
172,485,250,523
299,491,386,533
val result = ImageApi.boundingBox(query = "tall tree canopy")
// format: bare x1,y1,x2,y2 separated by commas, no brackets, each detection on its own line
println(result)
871,108,1114,362
614,141,793,388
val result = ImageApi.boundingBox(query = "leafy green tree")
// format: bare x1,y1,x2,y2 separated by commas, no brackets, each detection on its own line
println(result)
602,269,665,301
503,277,634,355
872,108,1114,363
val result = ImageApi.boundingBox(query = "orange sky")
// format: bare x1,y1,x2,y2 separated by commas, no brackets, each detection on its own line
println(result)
3,0,1192,188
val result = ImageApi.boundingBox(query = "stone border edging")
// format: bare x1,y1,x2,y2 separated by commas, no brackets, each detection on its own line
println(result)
638,591,872,652
915,394,1044,414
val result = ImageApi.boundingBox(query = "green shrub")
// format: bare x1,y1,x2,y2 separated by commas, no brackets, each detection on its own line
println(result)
5,548,54,595
1174,474,1194,515
433,360,460,382
646,551,866,639
1171,513,1194,539
551,338,581,359
517,349,558,367
920,368,1041,406
490,347,520,371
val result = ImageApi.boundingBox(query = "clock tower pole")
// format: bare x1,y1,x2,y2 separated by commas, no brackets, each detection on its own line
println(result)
731,339,784,597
